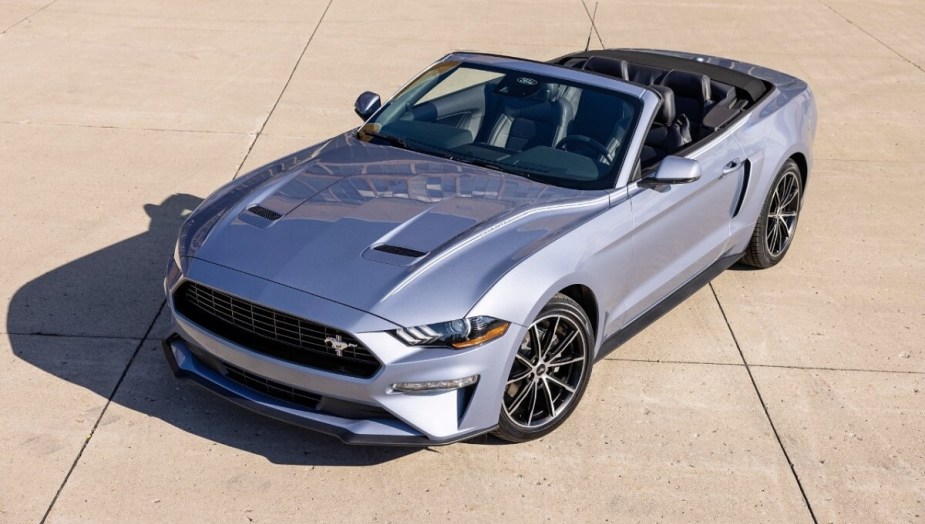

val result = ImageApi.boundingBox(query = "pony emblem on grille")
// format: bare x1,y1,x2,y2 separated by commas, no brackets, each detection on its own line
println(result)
324,335,356,357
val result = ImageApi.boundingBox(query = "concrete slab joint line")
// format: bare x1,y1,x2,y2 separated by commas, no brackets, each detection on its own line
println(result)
603,357,925,376
39,301,167,523
0,120,251,136
37,4,333,515
0,0,59,34
815,0,925,74
233,0,334,179
708,283,819,523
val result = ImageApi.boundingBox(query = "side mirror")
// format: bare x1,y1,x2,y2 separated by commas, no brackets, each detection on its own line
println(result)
647,156,702,184
354,91,381,120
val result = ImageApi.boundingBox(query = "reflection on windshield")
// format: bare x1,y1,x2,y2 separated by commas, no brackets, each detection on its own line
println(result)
360,63,639,190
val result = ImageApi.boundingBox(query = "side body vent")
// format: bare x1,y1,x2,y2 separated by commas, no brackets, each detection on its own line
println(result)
731,159,751,218
247,205,282,221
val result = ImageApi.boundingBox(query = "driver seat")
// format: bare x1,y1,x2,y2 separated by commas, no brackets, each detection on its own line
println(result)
485,84,571,152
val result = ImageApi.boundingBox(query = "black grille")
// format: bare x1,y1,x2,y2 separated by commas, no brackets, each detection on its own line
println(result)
247,205,282,221
223,363,321,409
174,281,380,378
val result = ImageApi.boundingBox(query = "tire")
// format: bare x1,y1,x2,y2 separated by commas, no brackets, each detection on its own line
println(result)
493,294,594,442
742,159,803,268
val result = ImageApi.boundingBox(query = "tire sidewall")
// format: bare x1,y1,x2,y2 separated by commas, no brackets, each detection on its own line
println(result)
754,160,803,267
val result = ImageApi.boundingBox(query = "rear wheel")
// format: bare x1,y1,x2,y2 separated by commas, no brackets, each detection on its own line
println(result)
742,159,803,268
493,294,593,442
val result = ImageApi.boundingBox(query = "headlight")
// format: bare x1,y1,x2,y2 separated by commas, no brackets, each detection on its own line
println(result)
392,316,510,349
173,240,182,269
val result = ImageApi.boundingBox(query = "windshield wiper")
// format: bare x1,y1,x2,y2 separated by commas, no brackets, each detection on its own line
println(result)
499,162,555,178
362,131,463,163
361,130,411,150
460,158,533,179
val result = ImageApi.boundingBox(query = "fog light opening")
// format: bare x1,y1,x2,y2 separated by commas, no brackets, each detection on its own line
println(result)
391,375,479,393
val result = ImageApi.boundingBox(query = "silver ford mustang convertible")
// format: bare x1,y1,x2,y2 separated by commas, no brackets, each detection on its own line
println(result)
163,49,816,445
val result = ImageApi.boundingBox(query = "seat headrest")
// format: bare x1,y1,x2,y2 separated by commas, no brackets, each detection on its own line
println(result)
660,70,711,102
581,56,629,80
649,85,676,124
534,84,556,102
626,63,666,85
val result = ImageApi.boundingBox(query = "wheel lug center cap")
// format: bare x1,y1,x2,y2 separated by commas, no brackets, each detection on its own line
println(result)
536,364,547,376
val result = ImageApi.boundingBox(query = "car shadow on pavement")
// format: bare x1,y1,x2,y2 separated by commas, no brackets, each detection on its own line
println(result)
727,262,763,271
7,194,417,465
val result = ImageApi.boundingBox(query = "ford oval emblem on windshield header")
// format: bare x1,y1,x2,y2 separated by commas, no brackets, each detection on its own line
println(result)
516,77,537,86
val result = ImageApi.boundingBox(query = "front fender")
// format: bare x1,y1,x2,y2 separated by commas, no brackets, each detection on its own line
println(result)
467,192,635,360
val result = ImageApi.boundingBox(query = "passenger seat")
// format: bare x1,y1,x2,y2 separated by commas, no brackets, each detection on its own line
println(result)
640,86,692,167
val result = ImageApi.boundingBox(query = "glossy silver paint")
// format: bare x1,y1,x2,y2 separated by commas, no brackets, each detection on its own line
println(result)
164,50,816,445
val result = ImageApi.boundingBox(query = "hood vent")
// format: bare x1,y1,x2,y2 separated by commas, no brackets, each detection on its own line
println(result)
247,205,282,221
372,244,426,258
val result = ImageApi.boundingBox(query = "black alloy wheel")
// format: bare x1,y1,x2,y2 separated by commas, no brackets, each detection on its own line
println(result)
494,294,594,442
743,159,803,268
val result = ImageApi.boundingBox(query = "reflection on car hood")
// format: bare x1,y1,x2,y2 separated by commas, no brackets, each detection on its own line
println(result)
188,133,609,325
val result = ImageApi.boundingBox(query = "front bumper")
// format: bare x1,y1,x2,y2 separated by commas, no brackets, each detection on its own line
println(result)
162,336,492,445
162,257,521,446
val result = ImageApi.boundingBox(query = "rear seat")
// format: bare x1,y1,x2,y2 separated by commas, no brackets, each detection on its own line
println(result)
582,56,667,85
579,55,741,158
659,70,714,139
701,81,741,133
660,70,711,122
581,56,628,79
625,63,667,85
710,80,736,108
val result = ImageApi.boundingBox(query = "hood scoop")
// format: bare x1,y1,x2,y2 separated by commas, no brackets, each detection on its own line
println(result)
372,244,427,258
360,200,487,267
238,204,284,228
363,243,428,266
247,205,283,221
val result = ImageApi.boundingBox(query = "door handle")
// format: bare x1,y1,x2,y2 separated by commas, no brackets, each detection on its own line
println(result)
721,158,743,177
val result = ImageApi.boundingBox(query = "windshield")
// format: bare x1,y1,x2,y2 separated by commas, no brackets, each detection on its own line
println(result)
360,61,640,190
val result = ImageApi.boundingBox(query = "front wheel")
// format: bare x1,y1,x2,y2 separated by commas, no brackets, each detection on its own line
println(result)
493,294,594,442
742,159,803,268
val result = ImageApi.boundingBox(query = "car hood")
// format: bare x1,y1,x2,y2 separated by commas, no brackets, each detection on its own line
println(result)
185,133,609,326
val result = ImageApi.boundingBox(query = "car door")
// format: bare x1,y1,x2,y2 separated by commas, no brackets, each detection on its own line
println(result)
622,135,747,322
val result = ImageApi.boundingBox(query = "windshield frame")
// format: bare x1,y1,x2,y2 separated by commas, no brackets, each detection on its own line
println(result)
359,54,647,191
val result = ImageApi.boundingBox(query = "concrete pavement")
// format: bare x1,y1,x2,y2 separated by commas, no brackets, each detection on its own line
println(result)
1,0,922,522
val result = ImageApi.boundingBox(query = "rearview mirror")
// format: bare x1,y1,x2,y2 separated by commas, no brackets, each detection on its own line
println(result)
647,156,702,184
354,91,381,120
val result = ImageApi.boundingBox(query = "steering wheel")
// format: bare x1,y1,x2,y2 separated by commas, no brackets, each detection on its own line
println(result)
556,135,613,163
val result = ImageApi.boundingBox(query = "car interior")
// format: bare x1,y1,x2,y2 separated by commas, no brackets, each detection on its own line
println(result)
376,70,637,186
559,55,752,169
370,54,767,188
